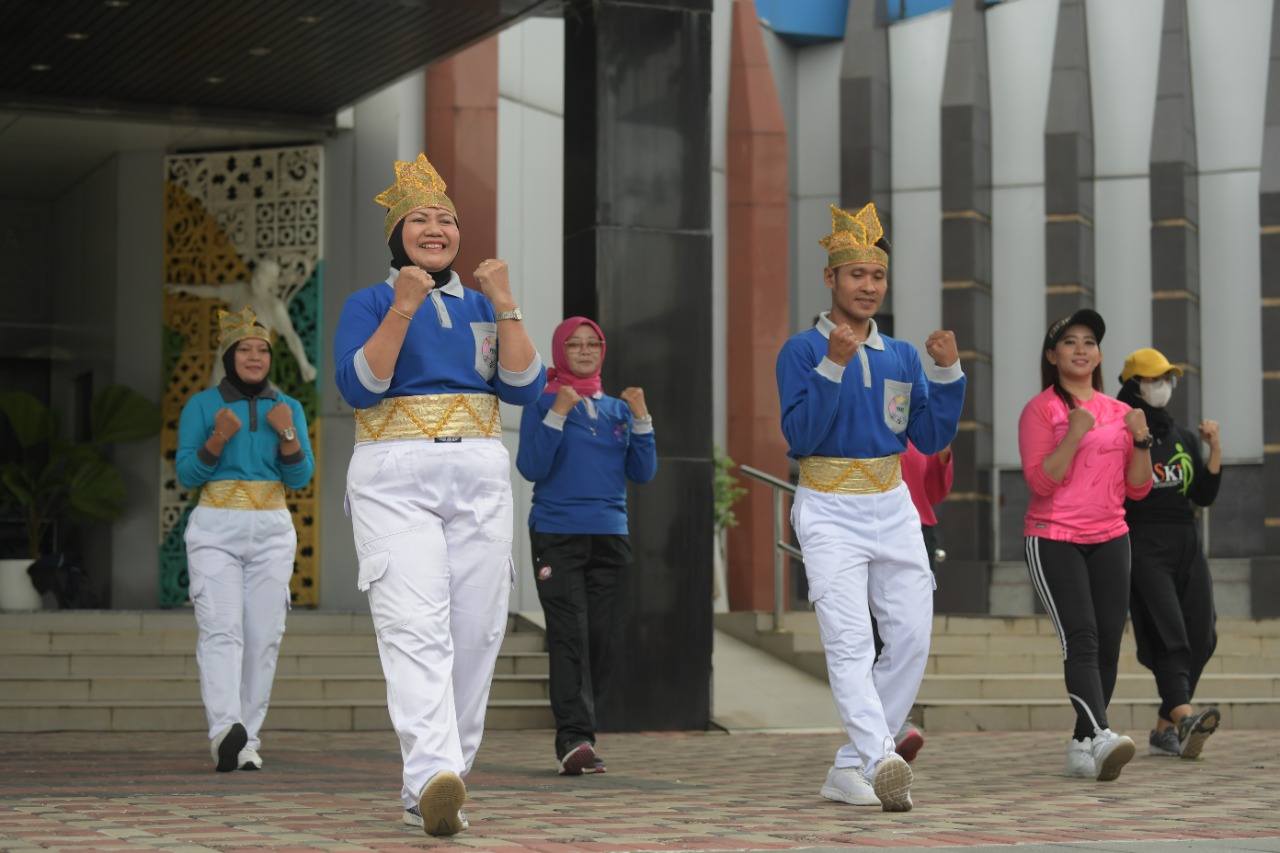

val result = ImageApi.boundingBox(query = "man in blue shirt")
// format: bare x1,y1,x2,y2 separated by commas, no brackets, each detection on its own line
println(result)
776,203,965,812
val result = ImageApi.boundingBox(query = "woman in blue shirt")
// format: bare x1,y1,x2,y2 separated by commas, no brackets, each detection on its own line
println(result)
175,305,315,774
333,154,545,836
517,317,657,776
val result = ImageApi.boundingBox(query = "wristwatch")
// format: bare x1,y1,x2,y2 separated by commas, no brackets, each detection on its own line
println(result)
280,426,297,442
496,308,523,321
1133,432,1155,449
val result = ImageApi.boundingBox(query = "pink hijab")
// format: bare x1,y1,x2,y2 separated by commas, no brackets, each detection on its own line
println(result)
544,316,606,397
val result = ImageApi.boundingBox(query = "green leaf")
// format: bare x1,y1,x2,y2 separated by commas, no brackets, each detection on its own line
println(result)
0,391,56,449
65,458,128,523
91,385,161,445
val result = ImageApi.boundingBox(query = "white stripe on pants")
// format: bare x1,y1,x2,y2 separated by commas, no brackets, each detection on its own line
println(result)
346,438,514,807
791,482,934,774
185,505,295,749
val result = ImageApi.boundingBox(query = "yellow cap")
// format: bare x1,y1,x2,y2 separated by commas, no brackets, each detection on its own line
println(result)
1120,348,1184,383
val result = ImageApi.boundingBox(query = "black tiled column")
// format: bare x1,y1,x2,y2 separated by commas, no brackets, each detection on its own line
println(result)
1044,0,1095,324
839,0,892,311
563,0,714,728
1254,0,1280,617
1149,0,1201,427
937,0,993,613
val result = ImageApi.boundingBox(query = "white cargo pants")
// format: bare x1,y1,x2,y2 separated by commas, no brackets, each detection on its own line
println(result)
185,505,296,750
346,438,514,808
791,482,934,776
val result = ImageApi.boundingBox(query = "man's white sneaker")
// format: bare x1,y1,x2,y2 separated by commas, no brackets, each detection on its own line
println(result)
416,771,467,836
237,747,262,770
1091,729,1135,782
819,765,881,806
871,754,913,812
404,806,467,830
210,723,247,773
1063,737,1094,778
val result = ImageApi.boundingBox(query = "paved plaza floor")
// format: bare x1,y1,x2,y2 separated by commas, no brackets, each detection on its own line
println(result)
0,727,1276,852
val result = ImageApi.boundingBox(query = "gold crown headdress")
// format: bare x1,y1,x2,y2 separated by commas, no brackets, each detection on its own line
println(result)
374,153,457,240
819,203,889,269
218,305,276,355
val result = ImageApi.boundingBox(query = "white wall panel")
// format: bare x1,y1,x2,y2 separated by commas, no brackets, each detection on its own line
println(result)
1086,0,1162,177
1188,0,1271,173
987,0,1056,188
1200,171,1263,461
795,193,840,333
889,10,949,191
889,189,942,356
992,186,1046,466
497,18,566,611
1093,177,1153,388
795,43,843,198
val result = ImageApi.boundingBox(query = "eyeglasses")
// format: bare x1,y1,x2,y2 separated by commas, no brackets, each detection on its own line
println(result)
564,340,602,352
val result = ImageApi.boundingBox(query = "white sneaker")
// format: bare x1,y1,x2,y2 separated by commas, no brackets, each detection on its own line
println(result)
1091,729,1136,782
819,765,881,806
210,723,247,773
871,753,913,812
237,747,262,770
416,771,468,836
1063,737,1094,778
404,806,467,830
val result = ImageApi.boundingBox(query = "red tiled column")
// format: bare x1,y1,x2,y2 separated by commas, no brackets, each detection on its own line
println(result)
424,37,499,283
726,0,792,611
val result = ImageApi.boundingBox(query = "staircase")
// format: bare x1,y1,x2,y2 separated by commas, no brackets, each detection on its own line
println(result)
0,610,554,733
716,611,1280,732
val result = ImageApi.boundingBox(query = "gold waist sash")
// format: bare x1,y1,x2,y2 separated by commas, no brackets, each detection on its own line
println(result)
355,393,501,443
198,480,287,511
798,454,902,495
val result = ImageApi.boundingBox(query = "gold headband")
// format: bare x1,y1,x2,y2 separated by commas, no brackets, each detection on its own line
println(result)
218,305,275,355
819,203,889,269
374,153,457,240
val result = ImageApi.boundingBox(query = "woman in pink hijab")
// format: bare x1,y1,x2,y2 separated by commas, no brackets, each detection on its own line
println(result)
516,317,658,775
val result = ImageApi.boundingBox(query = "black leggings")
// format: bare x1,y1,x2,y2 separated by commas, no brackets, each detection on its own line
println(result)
1025,535,1131,741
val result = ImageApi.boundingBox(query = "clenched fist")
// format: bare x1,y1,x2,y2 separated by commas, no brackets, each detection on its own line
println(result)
393,266,435,318
473,259,514,310
1198,419,1220,448
925,330,958,367
1066,406,1095,436
1123,407,1150,440
551,385,581,416
213,407,242,440
827,323,860,366
620,387,649,419
265,402,294,436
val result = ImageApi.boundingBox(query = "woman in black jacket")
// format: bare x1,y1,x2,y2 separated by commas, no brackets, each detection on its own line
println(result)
1117,348,1222,761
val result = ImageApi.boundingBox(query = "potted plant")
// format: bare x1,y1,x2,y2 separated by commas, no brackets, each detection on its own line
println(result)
0,385,161,609
712,444,748,612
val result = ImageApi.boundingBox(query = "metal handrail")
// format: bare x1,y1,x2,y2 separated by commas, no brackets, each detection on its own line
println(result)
737,464,802,632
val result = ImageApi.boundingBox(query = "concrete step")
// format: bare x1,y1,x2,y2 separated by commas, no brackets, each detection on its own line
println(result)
0,698,556,733
715,611,1280,730
0,610,553,732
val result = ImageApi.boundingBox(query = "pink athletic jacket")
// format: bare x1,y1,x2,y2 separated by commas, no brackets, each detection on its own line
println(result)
902,441,953,526
1019,386,1152,543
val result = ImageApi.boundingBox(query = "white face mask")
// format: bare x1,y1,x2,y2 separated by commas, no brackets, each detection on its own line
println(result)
1139,378,1173,409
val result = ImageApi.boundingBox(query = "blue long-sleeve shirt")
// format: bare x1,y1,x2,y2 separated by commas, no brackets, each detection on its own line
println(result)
176,381,315,491
777,314,966,459
516,392,657,534
333,269,545,409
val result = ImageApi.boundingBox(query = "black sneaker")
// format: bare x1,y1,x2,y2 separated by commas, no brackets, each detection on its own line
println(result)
557,741,596,776
588,755,606,773
1177,707,1220,760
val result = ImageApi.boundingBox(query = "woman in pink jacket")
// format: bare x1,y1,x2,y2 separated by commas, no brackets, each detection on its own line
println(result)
1018,309,1153,783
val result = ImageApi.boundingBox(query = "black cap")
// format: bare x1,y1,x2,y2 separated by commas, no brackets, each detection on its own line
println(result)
1044,308,1105,349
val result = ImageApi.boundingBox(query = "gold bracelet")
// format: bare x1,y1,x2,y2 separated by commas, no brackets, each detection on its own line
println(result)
389,306,413,322
211,430,228,441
